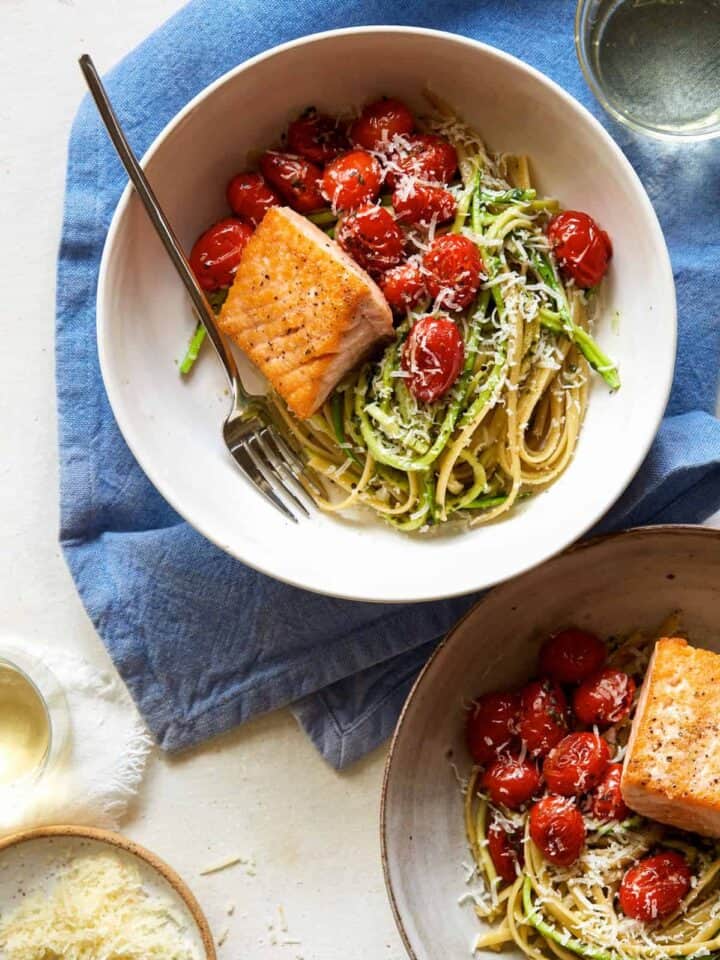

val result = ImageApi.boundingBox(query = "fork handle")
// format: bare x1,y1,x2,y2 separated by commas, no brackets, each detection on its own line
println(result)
79,54,242,395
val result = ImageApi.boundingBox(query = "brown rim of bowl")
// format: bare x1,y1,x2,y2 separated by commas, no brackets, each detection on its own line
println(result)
0,824,217,959
380,523,720,960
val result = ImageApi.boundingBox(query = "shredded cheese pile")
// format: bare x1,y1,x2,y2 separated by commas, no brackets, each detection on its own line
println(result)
0,852,201,960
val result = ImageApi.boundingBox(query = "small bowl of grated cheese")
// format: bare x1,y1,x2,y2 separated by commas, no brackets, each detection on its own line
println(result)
0,825,216,960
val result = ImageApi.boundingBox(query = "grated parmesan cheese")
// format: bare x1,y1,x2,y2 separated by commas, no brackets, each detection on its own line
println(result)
0,852,200,960
200,852,256,876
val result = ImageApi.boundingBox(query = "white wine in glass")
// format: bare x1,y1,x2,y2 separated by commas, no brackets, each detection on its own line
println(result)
0,661,50,786
576,0,720,140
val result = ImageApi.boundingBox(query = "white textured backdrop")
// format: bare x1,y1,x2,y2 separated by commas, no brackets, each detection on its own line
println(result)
0,3,717,958
0,3,403,958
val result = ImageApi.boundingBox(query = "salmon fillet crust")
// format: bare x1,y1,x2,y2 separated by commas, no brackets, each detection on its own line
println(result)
218,206,393,419
621,636,720,837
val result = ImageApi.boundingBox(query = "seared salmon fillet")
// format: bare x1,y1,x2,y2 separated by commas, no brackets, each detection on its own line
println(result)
218,206,393,419
622,637,720,837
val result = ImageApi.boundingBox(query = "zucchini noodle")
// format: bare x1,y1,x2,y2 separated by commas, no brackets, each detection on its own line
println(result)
272,98,618,530
461,616,720,960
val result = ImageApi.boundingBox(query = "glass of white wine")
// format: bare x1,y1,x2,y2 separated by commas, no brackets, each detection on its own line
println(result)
576,0,720,140
0,646,69,790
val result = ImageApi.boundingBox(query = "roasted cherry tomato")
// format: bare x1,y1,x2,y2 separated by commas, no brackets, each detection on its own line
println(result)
547,211,612,289
488,818,523,884
519,680,568,757
586,763,629,822
401,314,465,404
387,134,458,186
481,752,541,810
336,204,405,275
543,732,610,797
423,235,483,311
322,149,382,211
619,851,691,922
539,629,607,684
573,668,636,728
380,259,426,313
226,172,280,226
466,691,520,765
392,182,457,227
287,109,349,164
529,796,586,867
349,97,415,150
259,151,324,214
189,217,253,291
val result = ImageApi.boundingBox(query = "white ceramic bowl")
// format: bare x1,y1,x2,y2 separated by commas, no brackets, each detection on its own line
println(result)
381,525,720,960
97,27,676,603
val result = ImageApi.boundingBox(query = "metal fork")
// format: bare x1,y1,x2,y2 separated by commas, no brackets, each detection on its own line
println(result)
80,54,310,523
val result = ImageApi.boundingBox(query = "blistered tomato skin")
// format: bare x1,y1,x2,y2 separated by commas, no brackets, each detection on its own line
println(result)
387,134,458,186
392,182,457,227
380,259,426,313
573,668,636,728
538,629,607,684
619,851,691,921
543,732,611,797
226,172,281,226
336,204,405,276
189,218,253,291
586,763,629,822
423,235,483,311
322,150,382,211
547,211,612,289
401,315,465,404
481,753,541,810
287,109,349,164
519,680,568,757
488,819,523,883
349,98,415,150
259,151,325,214
530,796,586,866
466,691,521,764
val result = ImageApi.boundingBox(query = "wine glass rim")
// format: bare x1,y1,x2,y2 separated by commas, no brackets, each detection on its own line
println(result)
574,0,720,142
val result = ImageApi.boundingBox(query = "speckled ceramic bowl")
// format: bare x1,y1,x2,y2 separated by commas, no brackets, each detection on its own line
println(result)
0,825,216,958
382,525,720,960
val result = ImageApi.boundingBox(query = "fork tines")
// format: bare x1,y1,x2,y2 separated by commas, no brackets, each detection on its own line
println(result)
230,426,312,523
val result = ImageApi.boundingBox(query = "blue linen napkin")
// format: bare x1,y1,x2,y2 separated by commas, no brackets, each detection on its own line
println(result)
57,0,720,768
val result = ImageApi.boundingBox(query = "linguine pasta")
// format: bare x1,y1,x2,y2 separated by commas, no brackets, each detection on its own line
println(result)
274,100,617,530
461,616,720,960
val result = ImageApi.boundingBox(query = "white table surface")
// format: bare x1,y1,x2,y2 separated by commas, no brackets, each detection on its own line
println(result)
1,3,717,958
1,3,403,958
